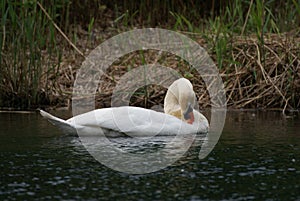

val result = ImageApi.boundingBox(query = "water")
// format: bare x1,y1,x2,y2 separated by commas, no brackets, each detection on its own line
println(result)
0,110,300,200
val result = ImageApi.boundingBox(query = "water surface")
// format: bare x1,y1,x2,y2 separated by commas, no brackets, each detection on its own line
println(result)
0,110,300,200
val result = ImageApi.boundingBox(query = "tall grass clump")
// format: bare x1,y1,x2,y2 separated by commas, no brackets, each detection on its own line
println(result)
0,0,69,109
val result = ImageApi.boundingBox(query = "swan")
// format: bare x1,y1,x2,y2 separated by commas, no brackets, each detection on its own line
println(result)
40,78,209,137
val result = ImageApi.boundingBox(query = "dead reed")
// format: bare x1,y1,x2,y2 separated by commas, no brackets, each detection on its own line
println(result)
63,33,300,111
221,33,300,110
1,0,299,111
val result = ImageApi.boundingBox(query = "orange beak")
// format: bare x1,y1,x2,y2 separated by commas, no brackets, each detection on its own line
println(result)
186,111,194,124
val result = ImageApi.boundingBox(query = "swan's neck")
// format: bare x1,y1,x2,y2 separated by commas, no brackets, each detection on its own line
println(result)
164,90,183,120
164,78,196,122
168,108,182,120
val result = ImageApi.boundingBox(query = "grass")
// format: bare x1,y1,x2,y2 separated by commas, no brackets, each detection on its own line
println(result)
0,0,68,109
0,0,299,110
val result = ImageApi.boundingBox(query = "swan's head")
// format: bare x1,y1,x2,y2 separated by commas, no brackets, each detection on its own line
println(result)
182,102,195,124
164,78,196,124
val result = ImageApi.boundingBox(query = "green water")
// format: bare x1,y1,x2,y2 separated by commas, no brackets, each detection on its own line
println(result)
0,111,300,200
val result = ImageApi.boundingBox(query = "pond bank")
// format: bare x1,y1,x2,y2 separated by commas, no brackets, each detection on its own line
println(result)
1,1,299,110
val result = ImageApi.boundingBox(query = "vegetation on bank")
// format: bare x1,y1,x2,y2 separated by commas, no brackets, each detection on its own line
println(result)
0,0,299,110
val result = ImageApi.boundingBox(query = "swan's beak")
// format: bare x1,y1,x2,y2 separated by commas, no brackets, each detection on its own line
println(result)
183,104,194,124
186,111,194,124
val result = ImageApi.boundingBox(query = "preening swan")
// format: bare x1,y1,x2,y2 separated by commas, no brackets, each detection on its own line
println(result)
40,78,209,136
164,78,208,125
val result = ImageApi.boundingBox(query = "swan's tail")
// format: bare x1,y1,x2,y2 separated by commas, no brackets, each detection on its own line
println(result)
39,110,76,134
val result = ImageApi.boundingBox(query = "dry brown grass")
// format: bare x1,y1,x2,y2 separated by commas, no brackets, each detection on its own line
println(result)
221,33,300,110
45,31,299,112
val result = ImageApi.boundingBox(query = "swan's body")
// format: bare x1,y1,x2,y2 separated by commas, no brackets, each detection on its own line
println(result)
40,78,209,136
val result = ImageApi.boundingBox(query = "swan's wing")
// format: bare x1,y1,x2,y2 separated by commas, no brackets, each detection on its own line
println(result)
66,107,186,136
65,108,119,136
194,110,209,131
92,106,204,136
41,107,208,137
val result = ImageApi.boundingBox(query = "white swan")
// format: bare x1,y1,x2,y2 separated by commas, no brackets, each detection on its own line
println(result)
40,78,209,137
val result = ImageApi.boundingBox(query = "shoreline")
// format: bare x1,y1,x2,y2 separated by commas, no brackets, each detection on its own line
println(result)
1,1,299,110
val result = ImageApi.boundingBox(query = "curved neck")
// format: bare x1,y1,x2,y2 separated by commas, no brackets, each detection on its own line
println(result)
164,78,195,120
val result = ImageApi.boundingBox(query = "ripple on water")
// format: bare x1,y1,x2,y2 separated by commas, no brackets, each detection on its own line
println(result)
1,111,300,200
